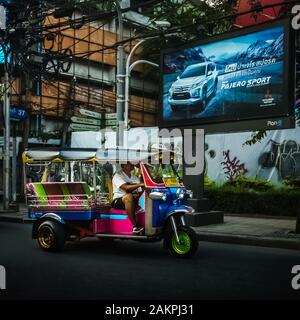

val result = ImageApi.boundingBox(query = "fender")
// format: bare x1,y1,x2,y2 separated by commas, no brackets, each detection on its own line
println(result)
162,205,194,233
165,205,194,221
32,213,65,239
162,205,194,248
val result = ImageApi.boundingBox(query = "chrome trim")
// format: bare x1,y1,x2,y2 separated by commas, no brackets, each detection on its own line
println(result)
180,216,186,226
145,193,157,236
176,188,185,199
149,191,166,201
96,234,148,240
168,207,194,216
170,215,180,244
40,213,65,224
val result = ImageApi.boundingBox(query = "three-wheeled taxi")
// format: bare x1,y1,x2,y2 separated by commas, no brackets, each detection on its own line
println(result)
23,148,198,258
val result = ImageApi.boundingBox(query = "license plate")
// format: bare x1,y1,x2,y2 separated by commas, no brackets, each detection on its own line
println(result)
163,177,180,187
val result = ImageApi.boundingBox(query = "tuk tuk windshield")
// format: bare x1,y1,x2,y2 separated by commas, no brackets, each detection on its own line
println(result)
145,163,183,184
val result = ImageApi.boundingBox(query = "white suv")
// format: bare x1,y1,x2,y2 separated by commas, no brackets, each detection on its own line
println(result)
168,61,218,112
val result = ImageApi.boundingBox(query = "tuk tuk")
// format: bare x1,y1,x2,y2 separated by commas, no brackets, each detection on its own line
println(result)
23,148,198,258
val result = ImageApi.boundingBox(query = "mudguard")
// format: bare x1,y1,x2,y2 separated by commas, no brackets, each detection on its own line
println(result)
32,213,65,239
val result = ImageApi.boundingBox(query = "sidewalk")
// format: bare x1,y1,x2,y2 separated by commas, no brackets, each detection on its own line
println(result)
0,203,29,223
194,215,300,250
0,206,299,250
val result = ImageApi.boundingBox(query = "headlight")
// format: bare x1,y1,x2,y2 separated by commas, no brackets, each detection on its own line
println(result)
190,88,200,97
190,83,201,97
176,188,185,199
169,87,174,95
190,83,199,90
186,190,193,198
149,191,167,201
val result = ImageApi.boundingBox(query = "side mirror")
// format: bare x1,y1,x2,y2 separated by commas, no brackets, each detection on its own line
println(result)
177,76,180,80
207,71,213,76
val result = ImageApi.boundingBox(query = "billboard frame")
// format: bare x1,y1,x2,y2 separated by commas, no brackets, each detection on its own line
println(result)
159,18,295,133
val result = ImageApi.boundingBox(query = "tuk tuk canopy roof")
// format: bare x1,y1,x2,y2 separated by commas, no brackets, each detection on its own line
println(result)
22,148,174,163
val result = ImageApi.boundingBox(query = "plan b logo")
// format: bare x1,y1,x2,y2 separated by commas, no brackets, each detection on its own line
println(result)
225,63,237,73
0,265,6,290
267,120,283,128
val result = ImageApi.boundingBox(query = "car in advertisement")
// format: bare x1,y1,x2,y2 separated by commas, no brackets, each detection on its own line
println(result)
168,61,218,112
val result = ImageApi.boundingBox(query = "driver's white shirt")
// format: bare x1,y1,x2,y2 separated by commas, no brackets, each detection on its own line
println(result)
112,170,140,200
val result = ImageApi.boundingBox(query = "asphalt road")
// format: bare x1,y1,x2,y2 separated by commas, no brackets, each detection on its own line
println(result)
0,221,300,300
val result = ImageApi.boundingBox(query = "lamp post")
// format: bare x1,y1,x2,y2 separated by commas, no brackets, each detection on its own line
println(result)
124,39,159,130
115,0,125,147
3,69,10,210
124,31,177,130
123,21,173,131
0,6,10,210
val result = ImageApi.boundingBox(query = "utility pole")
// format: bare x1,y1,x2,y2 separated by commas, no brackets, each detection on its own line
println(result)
0,5,10,210
115,0,125,147
3,68,10,210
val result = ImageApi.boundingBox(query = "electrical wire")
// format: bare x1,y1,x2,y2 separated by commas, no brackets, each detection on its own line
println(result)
3,0,300,127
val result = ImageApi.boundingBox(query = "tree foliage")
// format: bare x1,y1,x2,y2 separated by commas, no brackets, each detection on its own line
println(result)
243,130,268,147
138,0,238,79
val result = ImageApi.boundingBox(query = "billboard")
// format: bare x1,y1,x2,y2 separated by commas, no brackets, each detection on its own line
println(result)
160,19,295,131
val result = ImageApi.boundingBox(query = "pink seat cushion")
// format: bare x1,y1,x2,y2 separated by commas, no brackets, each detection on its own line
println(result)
109,208,127,215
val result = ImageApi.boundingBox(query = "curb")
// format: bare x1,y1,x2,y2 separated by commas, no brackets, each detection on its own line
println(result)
195,231,300,251
0,215,32,224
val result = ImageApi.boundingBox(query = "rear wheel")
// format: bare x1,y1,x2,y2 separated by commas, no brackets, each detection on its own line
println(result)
164,226,198,258
37,220,66,252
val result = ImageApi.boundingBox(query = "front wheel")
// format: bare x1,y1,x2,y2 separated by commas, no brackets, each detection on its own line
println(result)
164,226,198,258
212,79,218,96
201,89,207,111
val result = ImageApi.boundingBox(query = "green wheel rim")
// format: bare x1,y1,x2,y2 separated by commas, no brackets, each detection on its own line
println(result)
171,231,192,255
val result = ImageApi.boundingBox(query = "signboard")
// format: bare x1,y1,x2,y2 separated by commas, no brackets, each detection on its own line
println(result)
160,19,294,132
71,116,101,126
79,109,117,120
105,126,117,130
70,123,100,131
10,107,28,121
105,113,117,120
79,109,102,119
106,119,117,126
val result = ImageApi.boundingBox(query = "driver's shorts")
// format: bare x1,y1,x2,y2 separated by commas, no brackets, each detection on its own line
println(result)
111,197,125,210
111,195,139,210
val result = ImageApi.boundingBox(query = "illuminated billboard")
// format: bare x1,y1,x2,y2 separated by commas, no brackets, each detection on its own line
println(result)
160,19,295,131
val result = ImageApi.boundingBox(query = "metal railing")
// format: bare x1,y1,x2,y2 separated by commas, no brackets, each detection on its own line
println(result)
27,193,110,210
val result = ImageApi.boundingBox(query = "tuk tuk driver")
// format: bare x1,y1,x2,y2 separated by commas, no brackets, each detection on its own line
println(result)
112,163,145,234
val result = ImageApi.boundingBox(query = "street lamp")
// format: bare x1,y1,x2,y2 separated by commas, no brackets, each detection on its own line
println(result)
124,24,174,130
124,37,159,130
115,0,126,147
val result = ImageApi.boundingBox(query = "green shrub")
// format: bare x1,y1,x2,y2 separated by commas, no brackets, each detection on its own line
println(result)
223,176,276,192
205,187,300,217
204,175,216,189
283,177,300,189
